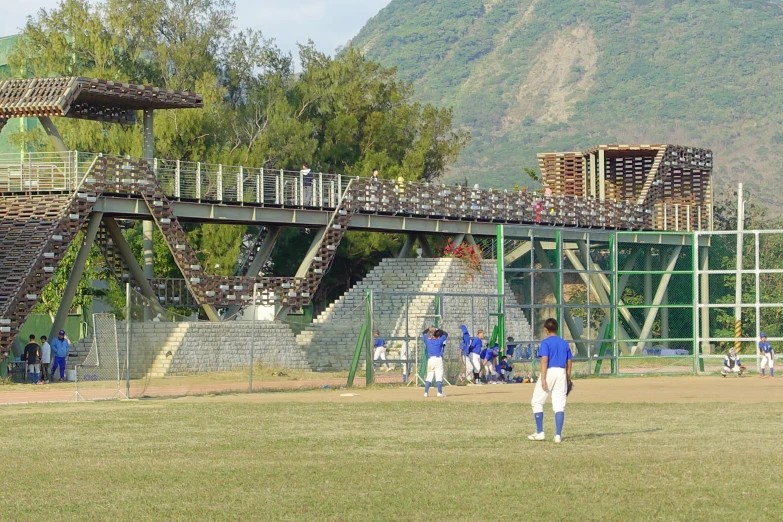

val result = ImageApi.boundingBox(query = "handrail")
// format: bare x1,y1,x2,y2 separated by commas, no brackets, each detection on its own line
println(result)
0,151,712,231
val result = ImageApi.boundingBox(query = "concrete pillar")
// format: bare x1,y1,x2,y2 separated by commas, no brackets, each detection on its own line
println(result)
142,109,155,282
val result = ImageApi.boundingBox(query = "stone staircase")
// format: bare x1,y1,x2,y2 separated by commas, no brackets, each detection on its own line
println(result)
295,258,535,370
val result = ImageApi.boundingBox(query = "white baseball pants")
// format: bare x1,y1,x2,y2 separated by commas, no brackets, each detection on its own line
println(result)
467,353,481,374
426,356,444,382
531,367,567,413
760,354,774,370
723,365,741,374
374,346,388,364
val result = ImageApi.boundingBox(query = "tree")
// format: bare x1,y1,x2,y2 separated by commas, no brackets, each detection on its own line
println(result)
8,0,470,314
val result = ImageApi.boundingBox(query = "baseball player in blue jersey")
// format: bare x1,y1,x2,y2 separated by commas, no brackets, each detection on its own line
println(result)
423,327,448,398
459,325,471,383
529,318,572,443
467,329,484,385
373,330,391,371
759,333,774,379
483,343,500,384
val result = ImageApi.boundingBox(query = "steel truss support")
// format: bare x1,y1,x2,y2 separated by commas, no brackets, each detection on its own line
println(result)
225,226,282,319
533,239,587,356
398,234,415,258
37,116,70,160
504,240,531,265
464,234,480,258
49,212,103,340
275,227,327,320
247,226,281,277
563,241,634,354
416,233,433,258
102,218,168,315
635,245,683,352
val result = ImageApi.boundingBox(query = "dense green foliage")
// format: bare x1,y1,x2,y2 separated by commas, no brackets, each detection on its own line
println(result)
5,0,468,313
353,0,783,196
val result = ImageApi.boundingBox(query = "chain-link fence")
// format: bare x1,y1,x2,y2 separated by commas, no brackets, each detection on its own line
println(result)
356,291,532,386
696,230,783,374
74,313,127,401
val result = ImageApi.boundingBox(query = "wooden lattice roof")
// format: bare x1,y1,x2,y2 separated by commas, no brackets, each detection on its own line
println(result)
0,77,202,127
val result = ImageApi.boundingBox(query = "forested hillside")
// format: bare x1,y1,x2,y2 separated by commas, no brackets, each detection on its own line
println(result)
352,0,783,202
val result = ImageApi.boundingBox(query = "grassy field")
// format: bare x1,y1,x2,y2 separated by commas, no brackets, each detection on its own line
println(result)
1,379,782,521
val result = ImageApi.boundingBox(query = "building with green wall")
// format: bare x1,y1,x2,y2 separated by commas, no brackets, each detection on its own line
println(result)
0,34,38,155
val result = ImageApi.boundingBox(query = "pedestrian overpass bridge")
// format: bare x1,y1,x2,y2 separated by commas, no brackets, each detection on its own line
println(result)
0,76,713,348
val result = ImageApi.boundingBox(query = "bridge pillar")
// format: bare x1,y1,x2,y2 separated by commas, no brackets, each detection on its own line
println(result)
464,234,480,258
416,234,433,258
49,211,103,340
451,234,465,248
246,227,282,277
142,110,155,319
275,227,327,320
38,116,70,160
224,227,282,319
398,234,415,258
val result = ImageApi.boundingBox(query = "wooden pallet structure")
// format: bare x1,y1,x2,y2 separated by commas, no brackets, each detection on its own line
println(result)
538,144,712,231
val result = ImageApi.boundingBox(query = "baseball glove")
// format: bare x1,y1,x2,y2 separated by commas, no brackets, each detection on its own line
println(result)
566,379,574,396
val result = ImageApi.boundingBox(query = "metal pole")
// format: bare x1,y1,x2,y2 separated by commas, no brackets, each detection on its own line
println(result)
125,282,131,399
142,109,155,322
735,183,743,352
496,225,505,352
250,284,257,393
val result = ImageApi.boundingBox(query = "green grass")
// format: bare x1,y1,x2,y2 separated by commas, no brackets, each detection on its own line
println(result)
2,396,782,520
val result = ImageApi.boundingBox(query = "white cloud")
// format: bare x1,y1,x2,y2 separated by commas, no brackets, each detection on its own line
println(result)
1,0,392,59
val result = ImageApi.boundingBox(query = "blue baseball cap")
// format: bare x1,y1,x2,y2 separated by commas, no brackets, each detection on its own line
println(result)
761,333,767,338
58,330,65,335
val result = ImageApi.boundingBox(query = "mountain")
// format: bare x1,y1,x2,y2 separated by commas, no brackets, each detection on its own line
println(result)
352,0,783,205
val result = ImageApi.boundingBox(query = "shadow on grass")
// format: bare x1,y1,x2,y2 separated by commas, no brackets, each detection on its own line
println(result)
568,428,662,440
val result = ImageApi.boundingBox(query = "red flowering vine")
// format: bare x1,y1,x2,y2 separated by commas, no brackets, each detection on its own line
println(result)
442,239,484,282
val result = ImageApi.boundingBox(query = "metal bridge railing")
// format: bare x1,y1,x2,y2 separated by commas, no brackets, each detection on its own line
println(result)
0,151,711,231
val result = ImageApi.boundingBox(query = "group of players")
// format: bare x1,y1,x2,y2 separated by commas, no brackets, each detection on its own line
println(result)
458,325,518,385
416,318,572,442
722,333,775,378
375,322,776,443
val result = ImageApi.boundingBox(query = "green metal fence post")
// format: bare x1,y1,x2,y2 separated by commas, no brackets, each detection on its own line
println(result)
346,323,366,388
610,233,618,375
556,230,562,330
693,232,702,373
365,290,374,386
496,224,505,353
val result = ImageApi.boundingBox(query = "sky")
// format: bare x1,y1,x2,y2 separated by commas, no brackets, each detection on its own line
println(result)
0,0,391,59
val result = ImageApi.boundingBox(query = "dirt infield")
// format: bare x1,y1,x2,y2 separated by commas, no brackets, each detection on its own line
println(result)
1,374,780,405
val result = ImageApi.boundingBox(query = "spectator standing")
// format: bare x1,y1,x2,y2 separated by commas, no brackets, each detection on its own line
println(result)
40,335,51,383
50,330,70,382
300,162,313,206
23,335,41,384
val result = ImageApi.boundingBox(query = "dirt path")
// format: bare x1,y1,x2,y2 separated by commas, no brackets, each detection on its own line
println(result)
2,375,780,406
